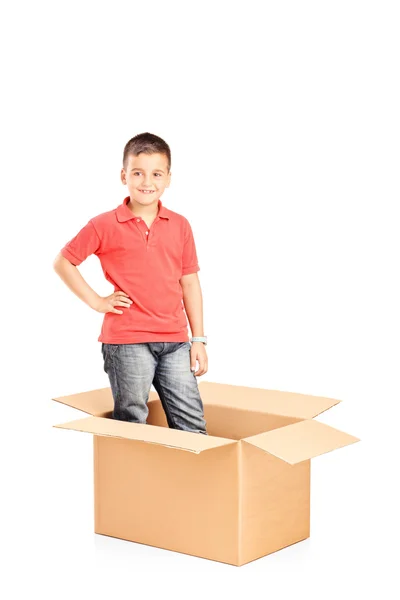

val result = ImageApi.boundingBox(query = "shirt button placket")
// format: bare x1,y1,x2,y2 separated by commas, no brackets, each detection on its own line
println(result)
147,219,158,251
136,218,149,250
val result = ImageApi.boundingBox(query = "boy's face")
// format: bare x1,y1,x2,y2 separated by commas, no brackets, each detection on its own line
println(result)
121,152,171,207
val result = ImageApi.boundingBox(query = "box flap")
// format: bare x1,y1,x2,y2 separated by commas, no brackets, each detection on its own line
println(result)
243,419,360,464
52,387,113,416
53,416,237,454
198,381,341,419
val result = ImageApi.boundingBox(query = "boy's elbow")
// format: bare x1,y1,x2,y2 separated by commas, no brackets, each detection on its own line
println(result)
53,252,71,270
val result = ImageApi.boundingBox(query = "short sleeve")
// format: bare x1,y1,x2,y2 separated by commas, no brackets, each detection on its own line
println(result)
181,219,200,276
60,220,101,266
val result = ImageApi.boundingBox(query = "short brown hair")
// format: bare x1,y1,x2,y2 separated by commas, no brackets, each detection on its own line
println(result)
123,132,171,172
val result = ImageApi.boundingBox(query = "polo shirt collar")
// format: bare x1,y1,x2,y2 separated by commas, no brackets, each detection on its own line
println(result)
116,196,170,222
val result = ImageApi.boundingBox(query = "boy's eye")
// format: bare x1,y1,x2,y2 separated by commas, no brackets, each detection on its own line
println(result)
133,172,162,176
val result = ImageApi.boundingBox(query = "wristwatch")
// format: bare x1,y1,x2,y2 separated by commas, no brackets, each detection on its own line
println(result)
190,336,208,345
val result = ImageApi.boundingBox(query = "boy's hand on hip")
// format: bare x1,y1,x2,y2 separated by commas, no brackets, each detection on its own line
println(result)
95,291,133,314
190,342,208,377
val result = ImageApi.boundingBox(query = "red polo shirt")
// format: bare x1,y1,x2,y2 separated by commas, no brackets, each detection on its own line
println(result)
60,196,200,343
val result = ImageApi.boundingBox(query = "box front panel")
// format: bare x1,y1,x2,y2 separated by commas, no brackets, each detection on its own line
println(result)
240,442,310,565
93,436,239,565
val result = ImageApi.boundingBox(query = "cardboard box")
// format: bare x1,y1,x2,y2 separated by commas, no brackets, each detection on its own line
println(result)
53,381,359,566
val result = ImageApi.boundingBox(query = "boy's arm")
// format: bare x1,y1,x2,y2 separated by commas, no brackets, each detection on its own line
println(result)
54,218,132,315
181,273,208,375
54,219,103,310
53,253,101,310
180,219,204,338
53,253,131,314
180,273,204,337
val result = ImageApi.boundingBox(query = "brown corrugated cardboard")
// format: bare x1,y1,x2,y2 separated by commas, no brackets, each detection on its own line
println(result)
52,381,360,566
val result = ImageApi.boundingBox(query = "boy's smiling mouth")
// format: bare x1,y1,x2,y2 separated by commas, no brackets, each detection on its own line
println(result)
139,189,155,194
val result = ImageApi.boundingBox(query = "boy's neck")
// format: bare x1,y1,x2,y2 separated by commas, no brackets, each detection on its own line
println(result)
127,198,160,219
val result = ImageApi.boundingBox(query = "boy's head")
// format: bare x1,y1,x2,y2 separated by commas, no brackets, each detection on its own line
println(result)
121,133,172,208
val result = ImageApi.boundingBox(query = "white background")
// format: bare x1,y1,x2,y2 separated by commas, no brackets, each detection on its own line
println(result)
1,1,399,598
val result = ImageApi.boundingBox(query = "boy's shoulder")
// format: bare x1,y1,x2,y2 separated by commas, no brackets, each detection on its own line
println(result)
160,205,192,226
88,205,119,230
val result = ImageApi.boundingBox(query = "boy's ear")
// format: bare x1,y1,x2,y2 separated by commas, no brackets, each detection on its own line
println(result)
120,168,126,184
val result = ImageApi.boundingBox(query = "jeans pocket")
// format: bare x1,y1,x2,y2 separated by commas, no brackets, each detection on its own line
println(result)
104,343,120,359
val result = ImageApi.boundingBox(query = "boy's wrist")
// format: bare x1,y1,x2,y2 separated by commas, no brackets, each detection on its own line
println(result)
89,293,102,311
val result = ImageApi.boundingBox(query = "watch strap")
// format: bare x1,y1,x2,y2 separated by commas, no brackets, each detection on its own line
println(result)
190,336,207,345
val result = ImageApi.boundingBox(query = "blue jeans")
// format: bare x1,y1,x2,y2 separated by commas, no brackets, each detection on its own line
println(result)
101,341,208,435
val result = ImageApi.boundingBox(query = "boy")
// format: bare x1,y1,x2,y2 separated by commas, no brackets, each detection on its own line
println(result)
53,132,208,435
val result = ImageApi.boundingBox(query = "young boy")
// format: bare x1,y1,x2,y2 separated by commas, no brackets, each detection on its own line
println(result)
53,132,208,435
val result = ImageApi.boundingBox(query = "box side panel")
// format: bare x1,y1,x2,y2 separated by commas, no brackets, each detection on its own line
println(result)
147,398,169,427
93,436,240,565
239,442,310,565
200,405,302,440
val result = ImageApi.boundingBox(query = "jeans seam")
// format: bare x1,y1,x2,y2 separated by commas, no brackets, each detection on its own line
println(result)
108,352,121,416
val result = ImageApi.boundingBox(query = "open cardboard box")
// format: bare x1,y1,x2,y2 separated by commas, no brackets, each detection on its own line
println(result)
53,381,360,566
